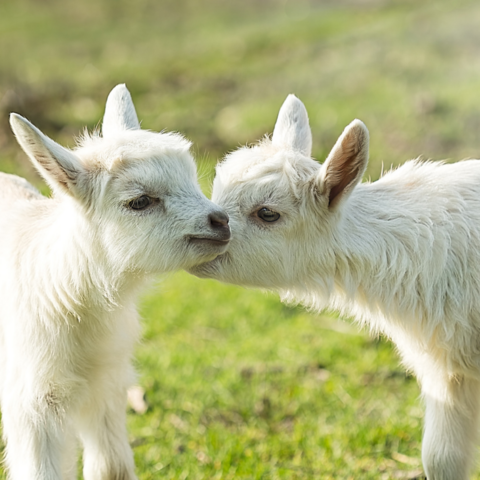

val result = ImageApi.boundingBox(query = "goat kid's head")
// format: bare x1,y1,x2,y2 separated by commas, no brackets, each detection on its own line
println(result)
190,95,368,289
9,84,230,274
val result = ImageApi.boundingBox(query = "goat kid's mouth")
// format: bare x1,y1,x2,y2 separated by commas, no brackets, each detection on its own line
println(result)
187,235,230,248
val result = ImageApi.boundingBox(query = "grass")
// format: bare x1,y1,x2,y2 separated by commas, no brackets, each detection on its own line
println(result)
2,0,480,477
129,274,423,479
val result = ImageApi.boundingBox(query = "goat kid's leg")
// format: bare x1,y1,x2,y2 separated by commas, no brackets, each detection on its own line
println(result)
421,374,480,480
61,429,79,480
78,388,137,480
2,391,68,480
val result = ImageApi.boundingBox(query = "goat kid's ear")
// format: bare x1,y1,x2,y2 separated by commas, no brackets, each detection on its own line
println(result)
10,113,85,196
102,84,140,138
317,119,369,210
272,94,312,157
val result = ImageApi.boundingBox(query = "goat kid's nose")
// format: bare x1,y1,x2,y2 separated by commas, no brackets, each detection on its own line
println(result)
208,210,229,229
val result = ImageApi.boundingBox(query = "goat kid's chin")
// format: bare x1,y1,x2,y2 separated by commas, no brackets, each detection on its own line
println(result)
187,255,222,278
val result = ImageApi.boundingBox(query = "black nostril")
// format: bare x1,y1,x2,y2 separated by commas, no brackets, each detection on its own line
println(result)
208,210,229,228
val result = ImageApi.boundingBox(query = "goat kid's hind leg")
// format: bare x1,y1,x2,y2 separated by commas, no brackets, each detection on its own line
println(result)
421,374,480,480
78,388,137,480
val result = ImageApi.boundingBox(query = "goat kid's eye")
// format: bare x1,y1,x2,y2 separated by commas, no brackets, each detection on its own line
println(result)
127,195,153,211
257,207,280,222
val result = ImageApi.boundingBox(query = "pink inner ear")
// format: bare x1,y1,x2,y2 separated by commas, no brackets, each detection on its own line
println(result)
329,163,359,208
327,128,367,209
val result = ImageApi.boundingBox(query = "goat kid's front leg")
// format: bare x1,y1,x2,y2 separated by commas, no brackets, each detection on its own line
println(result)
78,388,137,480
421,374,480,480
61,429,79,480
2,389,69,480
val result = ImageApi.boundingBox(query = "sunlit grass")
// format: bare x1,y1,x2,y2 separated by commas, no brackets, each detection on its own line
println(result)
129,272,423,479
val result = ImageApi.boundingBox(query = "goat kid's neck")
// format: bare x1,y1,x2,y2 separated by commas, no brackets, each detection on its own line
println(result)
20,197,148,324
316,188,435,331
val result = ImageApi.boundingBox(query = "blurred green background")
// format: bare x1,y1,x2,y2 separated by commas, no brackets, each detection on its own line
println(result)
2,0,480,478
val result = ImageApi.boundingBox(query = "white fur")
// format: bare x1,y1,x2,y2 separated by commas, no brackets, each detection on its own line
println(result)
0,84,230,479
192,95,480,479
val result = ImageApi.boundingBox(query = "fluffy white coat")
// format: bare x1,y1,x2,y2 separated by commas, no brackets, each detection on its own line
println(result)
0,84,230,479
192,95,480,480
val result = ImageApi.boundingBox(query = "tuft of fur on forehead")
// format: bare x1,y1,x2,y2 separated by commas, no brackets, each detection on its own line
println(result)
216,138,320,199
75,128,192,171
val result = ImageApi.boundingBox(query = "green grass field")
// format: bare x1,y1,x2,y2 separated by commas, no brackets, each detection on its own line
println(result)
2,0,480,478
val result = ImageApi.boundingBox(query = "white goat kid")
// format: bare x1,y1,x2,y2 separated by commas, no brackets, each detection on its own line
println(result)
192,95,480,480
0,84,230,480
